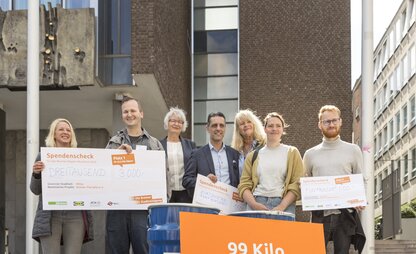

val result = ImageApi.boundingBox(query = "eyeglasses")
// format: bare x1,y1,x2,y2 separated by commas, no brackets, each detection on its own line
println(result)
169,119,184,125
321,118,340,126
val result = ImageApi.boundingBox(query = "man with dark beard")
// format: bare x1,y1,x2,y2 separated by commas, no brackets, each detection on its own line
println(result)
303,105,366,254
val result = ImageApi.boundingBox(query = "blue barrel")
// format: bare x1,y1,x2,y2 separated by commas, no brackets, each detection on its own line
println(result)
229,210,295,221
147,203,220,254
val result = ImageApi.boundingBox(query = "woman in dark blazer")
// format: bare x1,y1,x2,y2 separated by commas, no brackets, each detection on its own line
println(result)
160,107,196,203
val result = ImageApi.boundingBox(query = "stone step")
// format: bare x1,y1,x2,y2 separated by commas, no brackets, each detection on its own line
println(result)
374,240,416,254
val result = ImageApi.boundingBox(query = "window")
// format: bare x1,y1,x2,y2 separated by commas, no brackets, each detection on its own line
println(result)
194,30,238,53
412,148,416,178
401,10,408,37
398,60,403,90
98,0,132,85
383,83,388,107
389,119,394,145
395,112,401,140
377,132,382,154
389,30,395,57
395,19,401,48
383,126,388,151
403,105,408,131
411,44,416,75
411,96,416,127
403,154,409,183
2,0,87,10
193,1,239,146
0,0,10,10
410,0,415,24
194,7,238,31
403,53,410,85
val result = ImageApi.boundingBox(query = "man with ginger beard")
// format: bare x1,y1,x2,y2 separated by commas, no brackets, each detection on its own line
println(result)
303,105,366,254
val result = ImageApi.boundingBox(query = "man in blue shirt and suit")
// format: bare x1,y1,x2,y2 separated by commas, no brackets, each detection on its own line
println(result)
183,112,240,199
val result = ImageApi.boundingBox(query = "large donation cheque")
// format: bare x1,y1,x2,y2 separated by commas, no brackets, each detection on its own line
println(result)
300,173,367,211
40,147,166,210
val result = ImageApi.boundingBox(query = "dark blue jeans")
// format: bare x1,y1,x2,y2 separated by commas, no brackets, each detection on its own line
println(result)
323,214,352,254
106,210,149,254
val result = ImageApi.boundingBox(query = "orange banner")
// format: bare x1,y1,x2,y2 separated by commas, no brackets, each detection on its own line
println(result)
111,154,135,166
335,176,351,184
180,212,325,254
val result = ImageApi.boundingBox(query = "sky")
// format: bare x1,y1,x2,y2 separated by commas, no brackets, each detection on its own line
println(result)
351,0,403,87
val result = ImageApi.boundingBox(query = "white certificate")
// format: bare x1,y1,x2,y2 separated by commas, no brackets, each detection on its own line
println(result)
40,147,166,210
300,174,367,211
192,174,246,214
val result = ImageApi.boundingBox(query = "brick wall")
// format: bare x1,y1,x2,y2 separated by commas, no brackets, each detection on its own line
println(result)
132,0,192,137
240,0,352,155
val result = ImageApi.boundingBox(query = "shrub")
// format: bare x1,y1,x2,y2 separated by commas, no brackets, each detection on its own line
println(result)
401,204,416,218
410,199,416,212
374,217,383,240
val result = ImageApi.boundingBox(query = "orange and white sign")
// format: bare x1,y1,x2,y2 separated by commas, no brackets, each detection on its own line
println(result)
300,174,367,211
40,147,166,210
180,212,325,254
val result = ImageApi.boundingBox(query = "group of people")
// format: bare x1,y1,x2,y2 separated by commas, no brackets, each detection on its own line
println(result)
30,96,365,254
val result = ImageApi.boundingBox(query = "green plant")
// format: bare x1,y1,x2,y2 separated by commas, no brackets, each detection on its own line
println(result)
374,216,383,240
410,199,416,212
401,204,416,218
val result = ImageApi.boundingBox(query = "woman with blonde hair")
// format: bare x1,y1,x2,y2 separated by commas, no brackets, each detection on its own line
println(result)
31,118,93,253
231,109,266,175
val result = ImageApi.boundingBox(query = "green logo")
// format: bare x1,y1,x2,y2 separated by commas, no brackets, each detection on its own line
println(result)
48,201,67,205
73,201,85,206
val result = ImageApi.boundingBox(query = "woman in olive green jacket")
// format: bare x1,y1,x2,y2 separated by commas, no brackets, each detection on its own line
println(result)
238,112,304,215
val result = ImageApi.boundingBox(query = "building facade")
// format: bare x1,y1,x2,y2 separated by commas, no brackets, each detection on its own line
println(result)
0,0,352,253
352,0,416,229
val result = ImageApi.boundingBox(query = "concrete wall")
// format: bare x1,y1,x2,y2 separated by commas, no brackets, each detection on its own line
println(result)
5,128,109,254
239,0,352,155
397,218,416,240
0,6,95,88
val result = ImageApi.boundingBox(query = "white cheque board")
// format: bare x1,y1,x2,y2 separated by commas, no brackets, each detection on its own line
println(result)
40,147,166,210
193,174,246,214
300,174,367,211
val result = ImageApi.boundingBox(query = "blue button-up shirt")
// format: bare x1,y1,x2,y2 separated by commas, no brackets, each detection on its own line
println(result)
209,142,230,185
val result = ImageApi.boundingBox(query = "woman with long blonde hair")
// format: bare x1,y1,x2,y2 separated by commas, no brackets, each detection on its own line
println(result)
30,118,93,253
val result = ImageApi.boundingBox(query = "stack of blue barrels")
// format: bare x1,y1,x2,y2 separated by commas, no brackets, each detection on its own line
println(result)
147,204,220,254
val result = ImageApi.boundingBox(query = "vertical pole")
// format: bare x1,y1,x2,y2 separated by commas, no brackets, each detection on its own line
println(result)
27,1,40,253
361,0,375,253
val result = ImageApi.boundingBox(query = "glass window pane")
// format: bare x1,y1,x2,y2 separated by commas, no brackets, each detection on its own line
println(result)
194,76,238,100
194,125,209,147
1,0,10,10
120,0,131,54
193,123,234,147
194,53,238,76
194,0,238,7
98,57,132,85
13,0,27,9
40,0,60,7
194,7,238,31
194,100,238,123
66,0,91,8
195,30,237,53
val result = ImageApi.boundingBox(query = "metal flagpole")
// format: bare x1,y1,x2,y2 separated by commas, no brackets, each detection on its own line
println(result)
361,0,375,253
26,0,40,253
